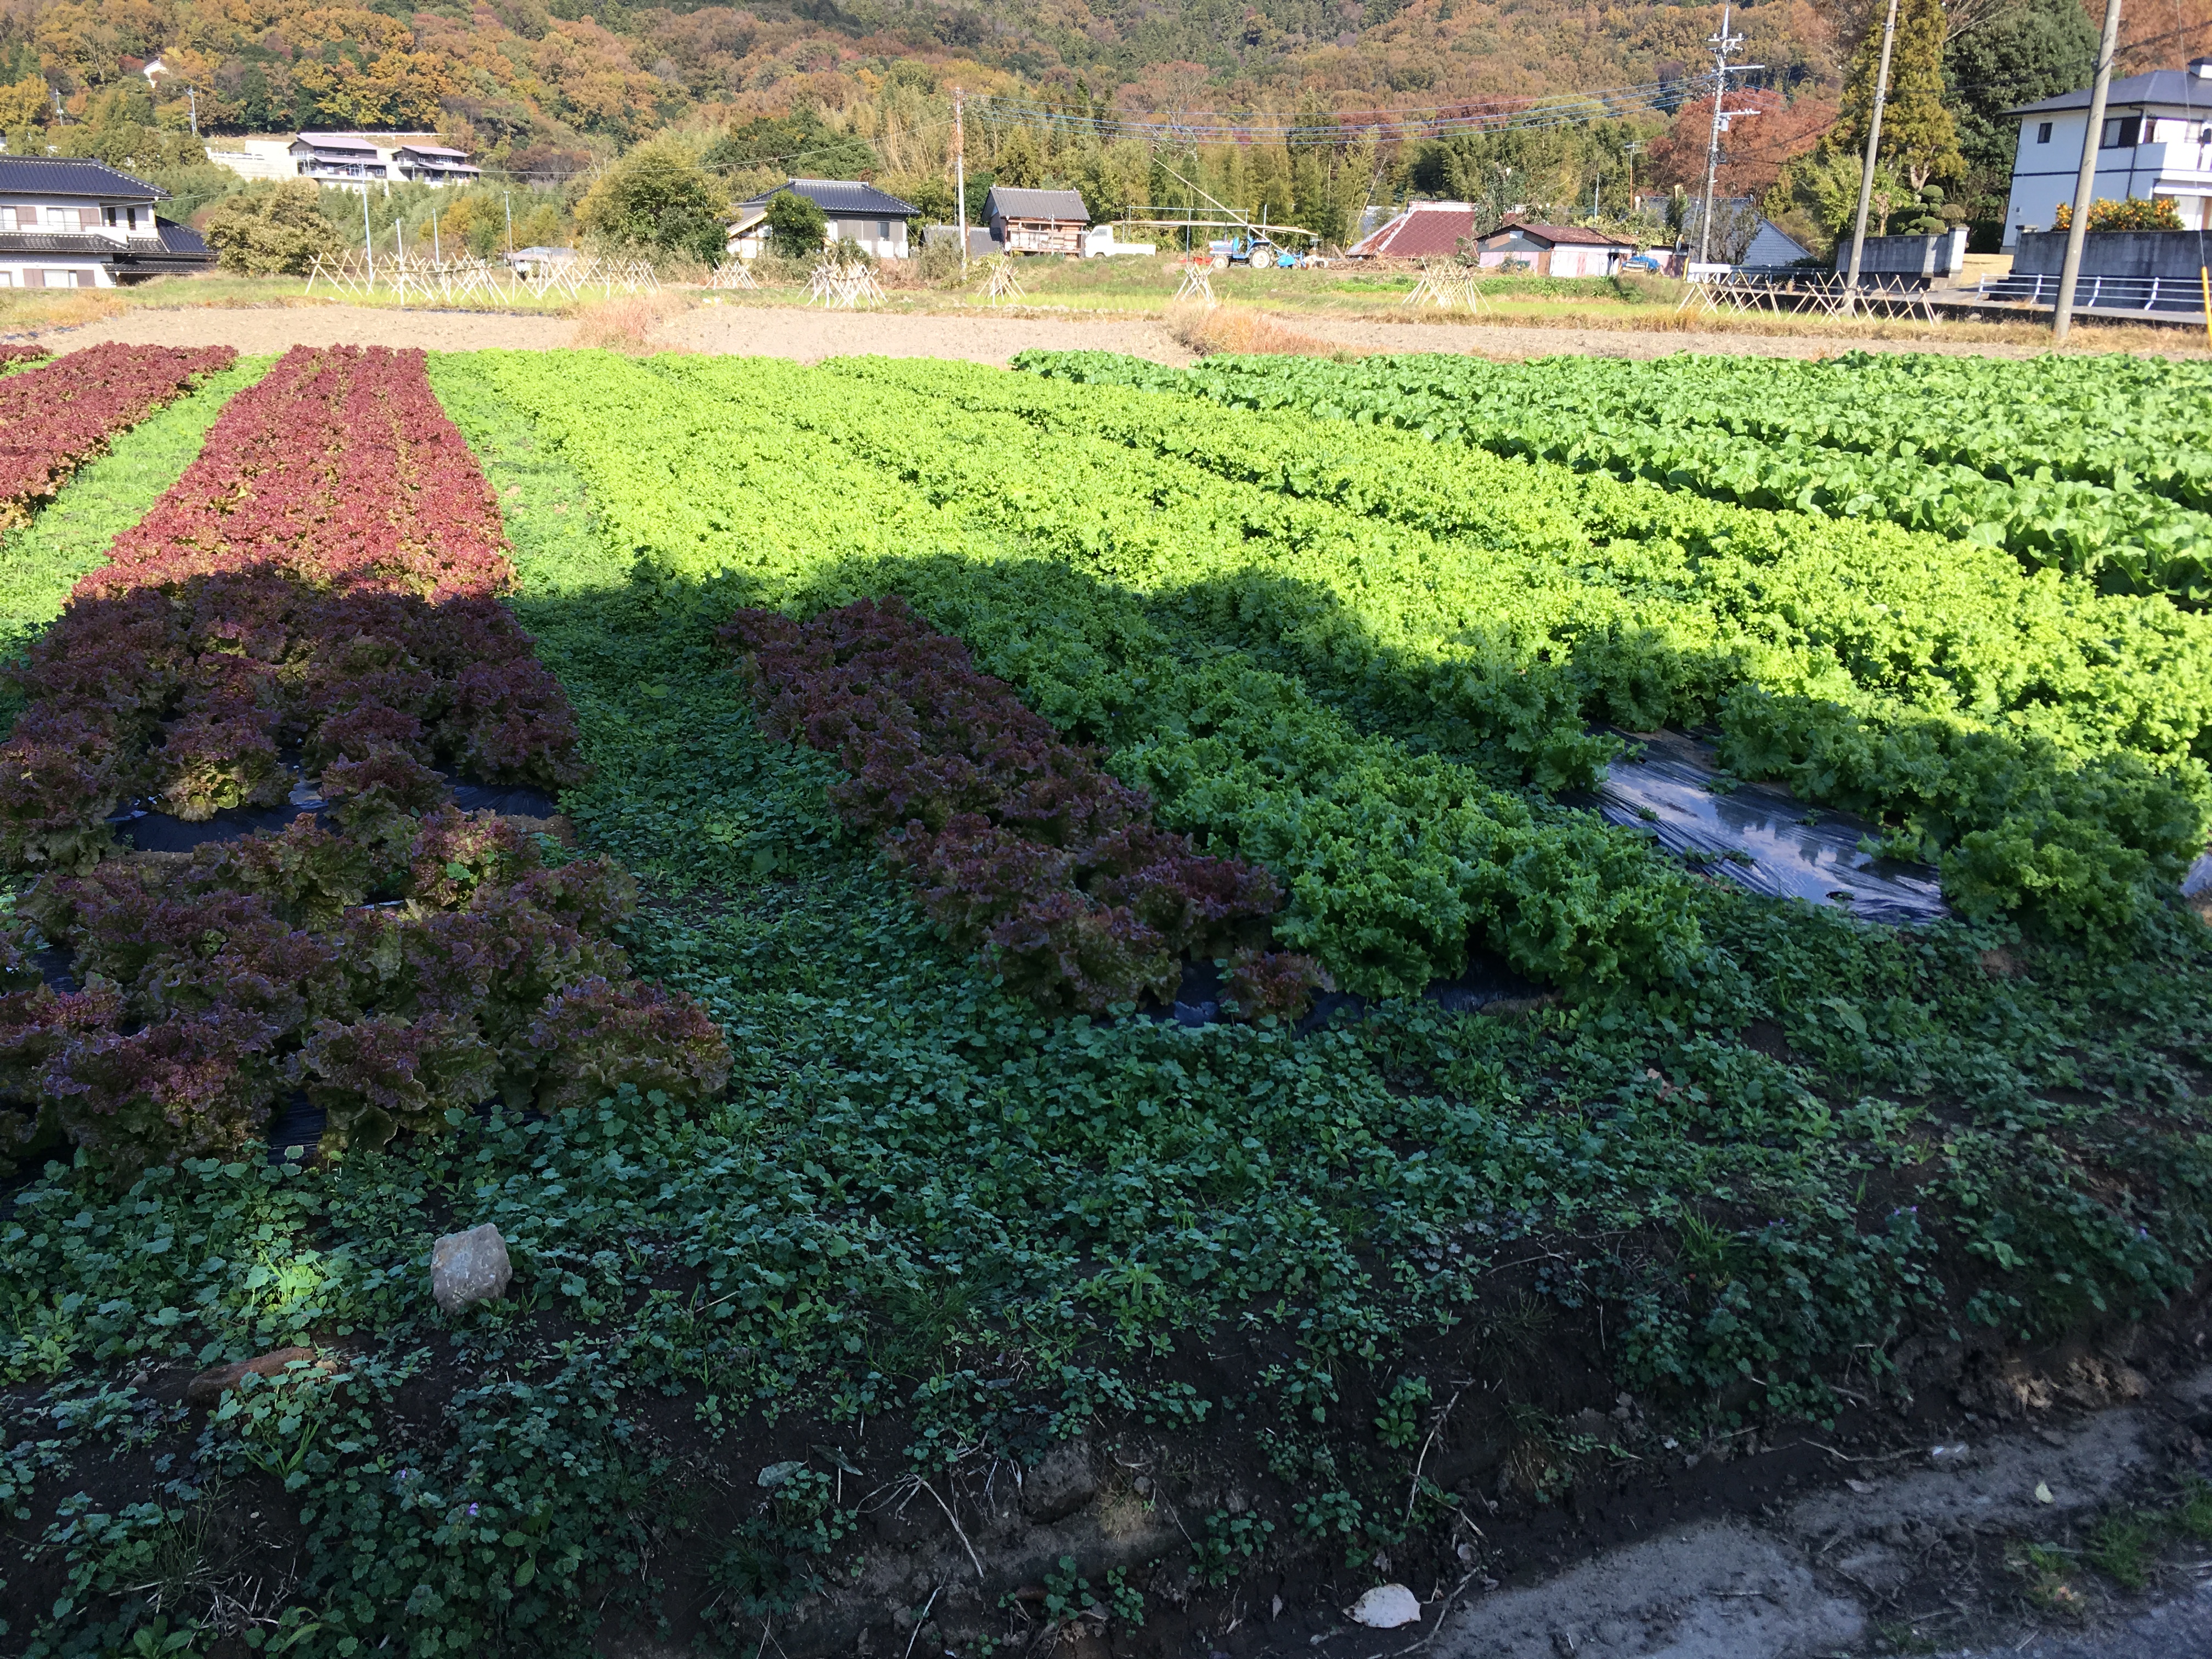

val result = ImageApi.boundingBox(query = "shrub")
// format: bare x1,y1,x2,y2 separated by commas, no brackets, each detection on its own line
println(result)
574,140,730,265
765,189,828,259
202,181,341,275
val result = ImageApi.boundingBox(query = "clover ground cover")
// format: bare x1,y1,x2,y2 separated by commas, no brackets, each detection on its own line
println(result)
2,347,2211,1656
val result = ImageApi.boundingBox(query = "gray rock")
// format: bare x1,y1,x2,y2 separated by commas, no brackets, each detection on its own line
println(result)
431,1223,512,1314
1022,1438,1097,1522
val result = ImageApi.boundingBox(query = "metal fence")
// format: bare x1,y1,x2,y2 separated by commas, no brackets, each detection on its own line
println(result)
1975,271,2210,316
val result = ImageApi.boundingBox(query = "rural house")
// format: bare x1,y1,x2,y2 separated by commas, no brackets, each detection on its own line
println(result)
205,133,479,188
728,179,921,261
984,187,1090,255
1468,221,1639,276
2002,58,2212,246
1741,218,1816,268
0,157,213,287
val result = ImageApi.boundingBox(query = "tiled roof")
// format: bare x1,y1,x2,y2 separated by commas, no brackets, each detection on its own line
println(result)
985,187,1090,223
155,218,210,256
1346,202,1483,258
296,132,380,152
0,157,164,200
1493,221,1637,247
2007,67,2212,115
735,178,921,217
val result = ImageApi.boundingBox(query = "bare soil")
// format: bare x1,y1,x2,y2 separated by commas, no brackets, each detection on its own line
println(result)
33,296,2206,365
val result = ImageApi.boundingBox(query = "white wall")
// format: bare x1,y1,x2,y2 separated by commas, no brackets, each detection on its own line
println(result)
2004,106,2212,247
0,262,111,288
828,216,909,258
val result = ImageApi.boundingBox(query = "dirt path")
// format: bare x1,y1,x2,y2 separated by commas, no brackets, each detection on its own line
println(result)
38,301,1194,366
1416,1365,2212,1659
38,296,2196,364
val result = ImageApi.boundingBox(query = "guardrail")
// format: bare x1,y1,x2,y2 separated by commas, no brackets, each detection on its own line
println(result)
1976,271,2209,315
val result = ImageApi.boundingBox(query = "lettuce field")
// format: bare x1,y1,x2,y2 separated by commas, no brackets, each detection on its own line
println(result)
4,342,2212,1655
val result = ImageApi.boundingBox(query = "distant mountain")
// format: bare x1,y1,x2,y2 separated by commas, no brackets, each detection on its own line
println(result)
4,0,1843,167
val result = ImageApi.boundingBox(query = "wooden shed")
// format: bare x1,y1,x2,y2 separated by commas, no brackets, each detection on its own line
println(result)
985,187,1090,255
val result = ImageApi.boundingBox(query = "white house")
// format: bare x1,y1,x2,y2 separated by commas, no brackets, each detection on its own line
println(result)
2001,59,2212,248
0,156,214,287
727,179,920,261
206,133,477,189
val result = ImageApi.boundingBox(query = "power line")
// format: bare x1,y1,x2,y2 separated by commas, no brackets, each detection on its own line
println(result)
969,74,1723,145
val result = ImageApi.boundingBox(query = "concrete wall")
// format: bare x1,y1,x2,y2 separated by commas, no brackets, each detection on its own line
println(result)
1833,228,1967,278
2012,229,2212,278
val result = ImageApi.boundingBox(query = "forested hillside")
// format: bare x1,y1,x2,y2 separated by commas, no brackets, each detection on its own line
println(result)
0,0,1838,168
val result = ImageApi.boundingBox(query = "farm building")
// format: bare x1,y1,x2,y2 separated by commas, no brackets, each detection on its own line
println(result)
0,157,214,287
1345,200,1483,258
727,179,921,261
1740,219,1816,268
985,187,1090,255
1468,221,1639,276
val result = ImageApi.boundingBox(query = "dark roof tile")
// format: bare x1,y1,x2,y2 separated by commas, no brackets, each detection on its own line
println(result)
735,178,921,217
0,157,164,200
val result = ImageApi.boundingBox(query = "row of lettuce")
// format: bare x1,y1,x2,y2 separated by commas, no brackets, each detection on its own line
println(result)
462,349,2212,990
1015,349,2212,608
0,346,729,1183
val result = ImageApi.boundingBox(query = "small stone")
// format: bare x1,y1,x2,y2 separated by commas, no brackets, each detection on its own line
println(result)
431,1223,512,1314
1348,1583,1421,1628
184,1346,323,1408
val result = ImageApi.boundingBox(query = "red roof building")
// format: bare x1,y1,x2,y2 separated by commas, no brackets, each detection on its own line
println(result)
1346,201,1484,258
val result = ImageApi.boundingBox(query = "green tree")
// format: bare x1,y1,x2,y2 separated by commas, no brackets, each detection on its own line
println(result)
1945,0,2100,218
765,188,828,258
1835,0,1965,190
992,127,1044,189
574,139,728,264
202,180,338,275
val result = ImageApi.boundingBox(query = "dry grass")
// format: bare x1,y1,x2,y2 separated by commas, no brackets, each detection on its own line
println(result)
569,292,692,353
1167,302,1349,358
0,286,128,336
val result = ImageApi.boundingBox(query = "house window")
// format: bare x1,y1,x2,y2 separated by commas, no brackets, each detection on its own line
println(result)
2036,121,2053,143
877,219,890,240
2101,115,2142,148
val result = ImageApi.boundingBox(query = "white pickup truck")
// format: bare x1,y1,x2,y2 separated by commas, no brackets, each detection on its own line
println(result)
1082,225,1157,258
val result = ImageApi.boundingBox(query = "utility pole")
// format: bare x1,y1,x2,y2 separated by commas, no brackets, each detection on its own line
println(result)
362,185,374,284
1696,6,1760,265
953,86,967,276
1841,0,1901,316
2055,0,2125,341
186,86,198,138
1623,139,1644,217
505,190,513,257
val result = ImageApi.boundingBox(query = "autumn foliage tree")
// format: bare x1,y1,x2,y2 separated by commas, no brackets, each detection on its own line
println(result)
1646,88,1838,198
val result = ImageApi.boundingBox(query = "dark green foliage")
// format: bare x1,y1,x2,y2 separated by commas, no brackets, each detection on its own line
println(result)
574,140,728,264
1945,0,2101,217
704,111,877,181
764,188,829,258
